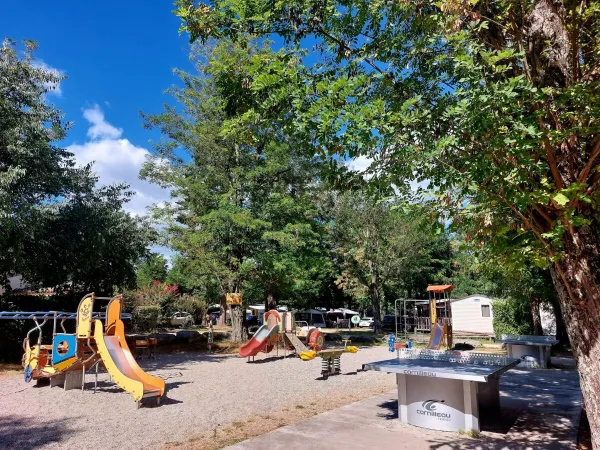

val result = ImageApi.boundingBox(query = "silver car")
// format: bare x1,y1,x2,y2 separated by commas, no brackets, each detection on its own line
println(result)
169,311,195,328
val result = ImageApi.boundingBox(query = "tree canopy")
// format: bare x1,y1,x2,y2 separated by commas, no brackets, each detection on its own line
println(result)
137,253,169,288
175,0,600,442
0,39,153,294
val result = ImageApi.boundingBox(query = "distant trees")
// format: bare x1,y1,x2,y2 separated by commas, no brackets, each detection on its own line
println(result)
141,41,457,337
331,192,452,331
0,39,152,294
137,253,169,288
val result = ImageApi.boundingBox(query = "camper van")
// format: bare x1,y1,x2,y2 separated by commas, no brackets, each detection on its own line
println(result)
294,309,327,328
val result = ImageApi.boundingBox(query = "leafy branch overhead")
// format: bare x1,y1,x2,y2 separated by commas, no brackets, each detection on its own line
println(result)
174,0,600,442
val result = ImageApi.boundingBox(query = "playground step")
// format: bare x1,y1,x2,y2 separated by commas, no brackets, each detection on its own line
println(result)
142,389,162,398
284,333,307,354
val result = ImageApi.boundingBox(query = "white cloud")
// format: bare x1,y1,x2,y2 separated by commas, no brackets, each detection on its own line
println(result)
346,155,430,196
68,104,171,217
83,104,123,139
34,61,64,97
346,155,373,173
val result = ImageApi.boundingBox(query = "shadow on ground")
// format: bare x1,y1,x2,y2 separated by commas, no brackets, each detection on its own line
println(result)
131,351,238,372
243,356,290,364
0,415,74,449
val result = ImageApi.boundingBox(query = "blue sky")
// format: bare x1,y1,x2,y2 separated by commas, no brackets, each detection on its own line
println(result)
2,0,196,217
2,1,374,258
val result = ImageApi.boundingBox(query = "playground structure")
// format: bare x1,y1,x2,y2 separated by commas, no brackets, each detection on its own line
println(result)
238,309,358,378
393,284,454,350
0,293,165,407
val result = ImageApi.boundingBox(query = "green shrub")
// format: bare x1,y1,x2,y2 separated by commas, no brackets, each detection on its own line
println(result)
123,282,182,331
172,293,207,324
132,305,161,332
492,297,533,337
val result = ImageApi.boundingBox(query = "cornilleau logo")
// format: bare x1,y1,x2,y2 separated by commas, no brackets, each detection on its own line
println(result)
416,399,451,420
422,399,444,411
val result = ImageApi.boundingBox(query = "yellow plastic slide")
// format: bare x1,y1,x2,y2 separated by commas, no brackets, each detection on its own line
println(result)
94,319,165,403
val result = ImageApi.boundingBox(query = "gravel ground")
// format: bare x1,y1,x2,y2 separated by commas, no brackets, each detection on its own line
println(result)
0,346,396,450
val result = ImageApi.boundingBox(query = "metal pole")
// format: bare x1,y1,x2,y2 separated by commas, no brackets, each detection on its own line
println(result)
94,362,99,393
404,300,407,341
394,298,399,338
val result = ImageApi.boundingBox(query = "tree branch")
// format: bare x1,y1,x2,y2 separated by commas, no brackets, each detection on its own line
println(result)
537,116,564,189
577,137,600,184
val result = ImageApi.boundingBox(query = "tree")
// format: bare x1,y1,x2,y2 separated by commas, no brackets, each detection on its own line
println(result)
141,41,326,342
331,192,452,331
21,185,154,294
0,38,92,284
463,238,571,343
0,39,151,294
176,2,600,442
137,253,169,288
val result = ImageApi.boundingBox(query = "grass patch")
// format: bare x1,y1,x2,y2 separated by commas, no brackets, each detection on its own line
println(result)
458,429,481,438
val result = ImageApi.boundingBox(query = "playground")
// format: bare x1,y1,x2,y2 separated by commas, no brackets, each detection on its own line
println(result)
0,345,396,449
0,288,586,450
0,344,584,449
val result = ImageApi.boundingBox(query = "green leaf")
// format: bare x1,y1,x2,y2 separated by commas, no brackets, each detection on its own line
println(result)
553,193,569,206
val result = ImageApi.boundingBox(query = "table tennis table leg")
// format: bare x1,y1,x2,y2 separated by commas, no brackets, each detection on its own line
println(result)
396,373,408,424
539,346,546,368
463,380,480,432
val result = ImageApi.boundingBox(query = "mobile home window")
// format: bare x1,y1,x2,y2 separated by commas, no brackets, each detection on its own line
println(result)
481,305,491,317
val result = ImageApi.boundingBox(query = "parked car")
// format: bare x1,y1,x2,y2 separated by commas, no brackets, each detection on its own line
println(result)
169,311,194,328
358,317,375,328
246,315,259,327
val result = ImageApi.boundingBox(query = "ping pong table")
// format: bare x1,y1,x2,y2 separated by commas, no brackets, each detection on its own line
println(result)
363,349,520,432
497,334,558,368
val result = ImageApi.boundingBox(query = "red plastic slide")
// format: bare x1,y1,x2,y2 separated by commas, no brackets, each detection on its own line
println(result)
239,310,281,357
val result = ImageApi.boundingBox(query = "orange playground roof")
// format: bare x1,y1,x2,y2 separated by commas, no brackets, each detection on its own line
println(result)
426,284,455,293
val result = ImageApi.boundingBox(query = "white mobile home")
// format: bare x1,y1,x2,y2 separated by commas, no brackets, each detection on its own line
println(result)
451,295,495,336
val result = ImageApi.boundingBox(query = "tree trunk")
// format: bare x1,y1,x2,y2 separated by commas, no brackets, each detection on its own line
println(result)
218,294,226,327
369,272,382,333
530,295,543,336
230,304,244,342
548,295,570,346
548,224,600,449
553,299,570,346
265,291,276,312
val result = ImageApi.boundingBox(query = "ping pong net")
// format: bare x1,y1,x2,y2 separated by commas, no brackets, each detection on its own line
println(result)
396,348,512,366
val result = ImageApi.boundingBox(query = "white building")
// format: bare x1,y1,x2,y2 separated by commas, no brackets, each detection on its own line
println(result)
451,295,495,336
